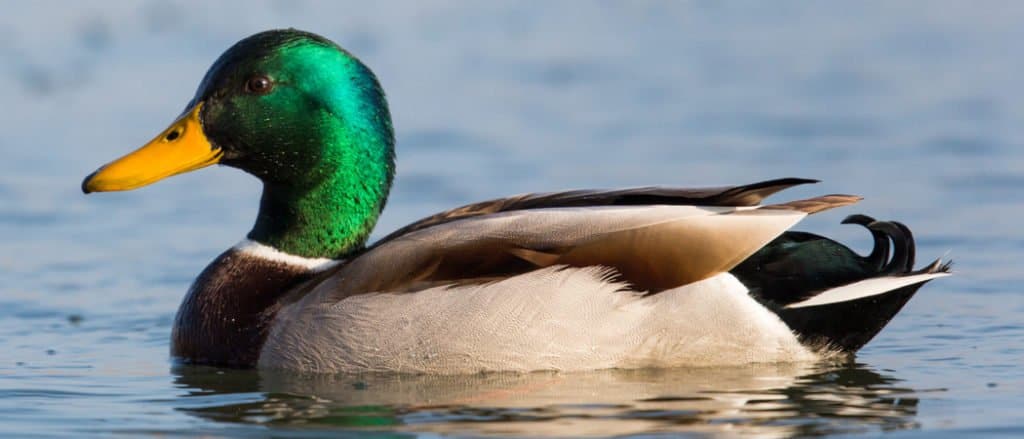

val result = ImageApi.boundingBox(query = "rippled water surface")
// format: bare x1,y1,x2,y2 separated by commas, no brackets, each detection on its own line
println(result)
2,1,1022,437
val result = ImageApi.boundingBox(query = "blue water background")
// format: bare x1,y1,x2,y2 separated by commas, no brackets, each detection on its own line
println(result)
1,1,1022,437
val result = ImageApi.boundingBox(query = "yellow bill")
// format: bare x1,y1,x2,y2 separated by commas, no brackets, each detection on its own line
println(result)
82,103,222,193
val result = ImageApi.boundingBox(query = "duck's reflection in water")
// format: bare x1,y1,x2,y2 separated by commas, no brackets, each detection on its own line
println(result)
172,360,924,437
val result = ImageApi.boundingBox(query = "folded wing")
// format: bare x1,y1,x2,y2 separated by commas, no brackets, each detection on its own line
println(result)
376,177,818,243
298,179,858,301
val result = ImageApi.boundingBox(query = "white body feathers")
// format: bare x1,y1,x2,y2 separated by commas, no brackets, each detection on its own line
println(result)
259,268,817,374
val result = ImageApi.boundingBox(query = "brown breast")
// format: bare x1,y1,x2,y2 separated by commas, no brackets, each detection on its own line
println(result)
171,248,316,367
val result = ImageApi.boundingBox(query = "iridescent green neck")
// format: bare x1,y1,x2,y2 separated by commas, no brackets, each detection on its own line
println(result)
244,82,395,259
248,162,391,259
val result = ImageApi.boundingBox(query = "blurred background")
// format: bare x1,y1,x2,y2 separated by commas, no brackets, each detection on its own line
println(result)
1,1,1022,437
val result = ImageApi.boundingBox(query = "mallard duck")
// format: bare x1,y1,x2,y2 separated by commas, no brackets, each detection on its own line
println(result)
82,29,949,374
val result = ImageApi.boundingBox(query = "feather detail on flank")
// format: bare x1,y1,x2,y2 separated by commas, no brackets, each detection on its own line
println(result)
259,267,817,374
233,239,341,272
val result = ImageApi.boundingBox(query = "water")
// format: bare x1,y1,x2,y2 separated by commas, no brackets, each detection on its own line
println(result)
1,1,1022,437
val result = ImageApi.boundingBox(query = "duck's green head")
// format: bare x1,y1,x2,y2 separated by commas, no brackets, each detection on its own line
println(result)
83,29,395,259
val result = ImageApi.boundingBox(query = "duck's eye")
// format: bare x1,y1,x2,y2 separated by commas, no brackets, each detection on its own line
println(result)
244,75,273,94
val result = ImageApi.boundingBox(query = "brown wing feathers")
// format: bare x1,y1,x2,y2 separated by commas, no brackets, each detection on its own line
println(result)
375,177,818,245
304,179,859,300
758,194,862,214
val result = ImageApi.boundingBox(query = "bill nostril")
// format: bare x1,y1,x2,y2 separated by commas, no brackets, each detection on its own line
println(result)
165,129,181,141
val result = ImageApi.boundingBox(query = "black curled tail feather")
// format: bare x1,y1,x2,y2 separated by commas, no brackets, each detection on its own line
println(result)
841,214,888,271
731,215,950,352
865,220,916,274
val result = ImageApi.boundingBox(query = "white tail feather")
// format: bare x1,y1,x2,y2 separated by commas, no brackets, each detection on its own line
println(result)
785,271,950,309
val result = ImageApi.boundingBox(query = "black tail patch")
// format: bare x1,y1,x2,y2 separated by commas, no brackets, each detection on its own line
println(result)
775,281,924,352
731,215,950,352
